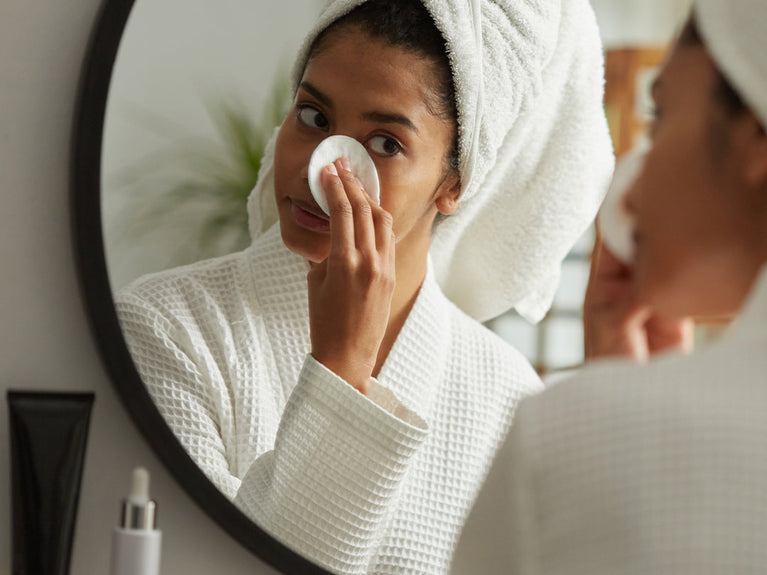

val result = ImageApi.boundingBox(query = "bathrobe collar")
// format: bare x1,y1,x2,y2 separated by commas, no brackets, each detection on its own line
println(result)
374,258,450,421
732,264,767,343
248,223,449,419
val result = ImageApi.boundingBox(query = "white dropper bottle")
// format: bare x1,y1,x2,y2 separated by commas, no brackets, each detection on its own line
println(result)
110,467,162,575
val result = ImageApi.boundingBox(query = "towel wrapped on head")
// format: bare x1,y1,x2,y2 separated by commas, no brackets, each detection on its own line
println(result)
248,0,614,323
696,0,767,130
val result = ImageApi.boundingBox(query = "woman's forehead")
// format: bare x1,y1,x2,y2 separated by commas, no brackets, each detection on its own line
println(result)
301,30,439,114
307,26,437,79
657,44,718,99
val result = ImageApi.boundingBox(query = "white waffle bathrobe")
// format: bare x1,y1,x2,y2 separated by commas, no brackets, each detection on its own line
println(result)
454,267,767,575
116,223,541,575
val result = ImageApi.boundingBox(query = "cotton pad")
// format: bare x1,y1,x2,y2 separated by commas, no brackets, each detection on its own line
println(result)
308,135,380,215
597,146,645,263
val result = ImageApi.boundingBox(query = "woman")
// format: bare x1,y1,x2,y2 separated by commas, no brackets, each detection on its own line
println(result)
116,1,612,573
455,2,767,573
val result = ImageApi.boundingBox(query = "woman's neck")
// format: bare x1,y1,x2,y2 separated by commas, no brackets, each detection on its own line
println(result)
373,235,431,377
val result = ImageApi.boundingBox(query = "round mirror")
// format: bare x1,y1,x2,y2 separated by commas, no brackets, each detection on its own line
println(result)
72,1,693,573
72,0,330,572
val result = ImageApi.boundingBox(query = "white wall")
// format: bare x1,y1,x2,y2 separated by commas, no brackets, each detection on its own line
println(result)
590,0,694,48
0,2,277,573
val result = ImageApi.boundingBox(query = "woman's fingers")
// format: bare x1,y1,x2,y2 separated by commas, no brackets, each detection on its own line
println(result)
322,158,393,256
321,161,355,257
584,238,645,360
334,158,378,256
309,158,396,393
373,207,395,263
584,237,693,361
586,239,634,305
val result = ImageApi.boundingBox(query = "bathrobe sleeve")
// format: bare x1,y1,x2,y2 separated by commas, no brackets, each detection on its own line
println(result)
235,357,429,573
116,291,429,575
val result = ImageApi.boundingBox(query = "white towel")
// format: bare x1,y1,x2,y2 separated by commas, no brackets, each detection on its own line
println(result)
696,0,767,129
248,0,614,323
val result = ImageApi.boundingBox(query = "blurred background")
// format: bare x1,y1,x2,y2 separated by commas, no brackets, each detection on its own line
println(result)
102,0,695,376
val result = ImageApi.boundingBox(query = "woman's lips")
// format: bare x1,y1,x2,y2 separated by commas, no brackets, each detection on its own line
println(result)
290,198,330,232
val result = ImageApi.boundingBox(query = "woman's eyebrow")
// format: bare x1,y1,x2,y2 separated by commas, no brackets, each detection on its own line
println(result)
300,81,418,134
362,111,419,134
299,81,333,109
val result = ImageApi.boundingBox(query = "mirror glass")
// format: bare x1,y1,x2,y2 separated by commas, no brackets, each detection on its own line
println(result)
98,0,333,570
93,0,691,571
103,0,323,289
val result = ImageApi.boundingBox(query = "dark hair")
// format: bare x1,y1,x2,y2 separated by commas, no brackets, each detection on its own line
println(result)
305,0,460,173
679,16,746,117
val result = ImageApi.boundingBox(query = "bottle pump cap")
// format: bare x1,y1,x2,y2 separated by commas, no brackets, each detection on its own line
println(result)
119,467,157,530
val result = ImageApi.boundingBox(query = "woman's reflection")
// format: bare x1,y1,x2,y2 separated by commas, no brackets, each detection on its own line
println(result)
115,0,613,572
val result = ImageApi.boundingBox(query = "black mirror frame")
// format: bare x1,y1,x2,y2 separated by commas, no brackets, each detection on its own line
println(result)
70,2,331,573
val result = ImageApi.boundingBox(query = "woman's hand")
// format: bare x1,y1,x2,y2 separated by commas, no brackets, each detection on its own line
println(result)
583,240,693,361
308,158,396,394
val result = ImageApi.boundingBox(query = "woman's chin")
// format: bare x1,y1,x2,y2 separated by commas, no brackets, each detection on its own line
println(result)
638,277,708,320
279,224,329,264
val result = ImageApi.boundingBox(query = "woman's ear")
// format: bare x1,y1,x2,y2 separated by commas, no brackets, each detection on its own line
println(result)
743,115,767,189
435,171,461,216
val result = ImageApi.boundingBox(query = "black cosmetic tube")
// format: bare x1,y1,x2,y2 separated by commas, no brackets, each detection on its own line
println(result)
8,391,95,575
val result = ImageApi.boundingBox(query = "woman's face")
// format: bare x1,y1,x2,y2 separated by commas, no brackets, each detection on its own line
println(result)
273,26,459,264
626,43,767,318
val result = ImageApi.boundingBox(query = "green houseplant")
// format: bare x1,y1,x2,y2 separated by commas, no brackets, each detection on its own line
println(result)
109,75,291,271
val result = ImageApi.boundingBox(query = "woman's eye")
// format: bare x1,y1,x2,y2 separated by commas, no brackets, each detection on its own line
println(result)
297,106,329,129
368,135,402,157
